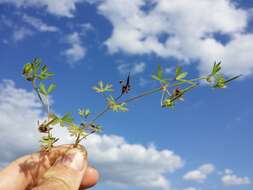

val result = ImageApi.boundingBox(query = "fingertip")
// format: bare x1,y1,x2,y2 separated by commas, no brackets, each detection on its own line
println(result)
80,167,99,189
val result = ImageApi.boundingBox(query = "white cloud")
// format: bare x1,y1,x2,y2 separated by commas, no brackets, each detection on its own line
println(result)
0,0,82,17
93,0,253,77
183,187,197,190
0,79,184,190
81,23,94,32
0,80,42,162
13,27,33,41
23,14,59,32
63,32,86,65
117,62,146,75
84,135,183,189
221,169,251,186
183,164,215,183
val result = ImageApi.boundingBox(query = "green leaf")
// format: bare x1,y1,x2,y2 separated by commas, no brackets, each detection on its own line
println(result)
92,81,113,93
151,75,168,84
212,61,221,75
39,83,48,96
151,75,159,81
68,124,87,137
175,66,182,77
47,83,56,94
176,72,188,80
32,58,41,74
41,65,48,73
61,112,74,123
157,64,163,79
107,95,128,112
59,112,74,127
78,108,91,118
45,72,55,77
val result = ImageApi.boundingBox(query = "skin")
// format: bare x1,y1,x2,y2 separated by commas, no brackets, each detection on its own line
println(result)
0,145,99,190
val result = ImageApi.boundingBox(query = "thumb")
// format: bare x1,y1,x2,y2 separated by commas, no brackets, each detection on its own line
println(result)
32,148,87,190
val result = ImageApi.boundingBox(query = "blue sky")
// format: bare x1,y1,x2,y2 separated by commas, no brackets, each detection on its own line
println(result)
0,0,253,190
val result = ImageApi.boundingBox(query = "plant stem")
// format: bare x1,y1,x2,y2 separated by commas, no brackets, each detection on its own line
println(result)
32,80,49,114
78,130,96,143
74,133,81,147
190,76,207,81
90,87,162,123
120,87,162,104
90,106,110,123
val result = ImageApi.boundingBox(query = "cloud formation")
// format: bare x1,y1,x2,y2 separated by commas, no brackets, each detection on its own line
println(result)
0,0,82,17
95,0,253,77
221,169,251,186
0,79,183,190
183,187,197,190
183,163,215,183
23,14,59,32
13,27,33,41
117,62,146,75
63,32,86,65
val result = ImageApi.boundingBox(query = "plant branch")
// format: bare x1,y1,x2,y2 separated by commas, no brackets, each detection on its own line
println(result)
120,87,162,104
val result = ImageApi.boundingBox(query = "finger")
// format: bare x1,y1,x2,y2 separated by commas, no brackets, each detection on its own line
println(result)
80,167,99,189
32,148,87,190
0,145,84,190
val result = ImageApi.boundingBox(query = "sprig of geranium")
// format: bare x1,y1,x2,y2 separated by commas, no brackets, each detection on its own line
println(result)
22,58,241,150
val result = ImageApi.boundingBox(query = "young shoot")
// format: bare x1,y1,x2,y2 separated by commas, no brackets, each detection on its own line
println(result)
22,58,241,151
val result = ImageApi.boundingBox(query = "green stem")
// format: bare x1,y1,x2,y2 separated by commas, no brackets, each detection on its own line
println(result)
32,80,49,114
90,106,110,123
90,87,162,123
120,87,162,104
74,133,81,147
190,76,208,81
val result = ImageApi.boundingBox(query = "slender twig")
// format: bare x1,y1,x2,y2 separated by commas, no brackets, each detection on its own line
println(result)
90,106,110,123
90,87,162,123
78,130,96,144
120,87,162,104
74,133,81,147
32,80,49,114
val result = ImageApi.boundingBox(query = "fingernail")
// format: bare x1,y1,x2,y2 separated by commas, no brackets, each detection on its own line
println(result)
56,150,85,171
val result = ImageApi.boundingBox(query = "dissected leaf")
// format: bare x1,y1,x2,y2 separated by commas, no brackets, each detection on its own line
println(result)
93,81,113,93
107,96,128,112
68,124,87,137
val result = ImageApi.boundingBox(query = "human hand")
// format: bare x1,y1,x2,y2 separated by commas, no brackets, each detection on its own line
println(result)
0,145,99,190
